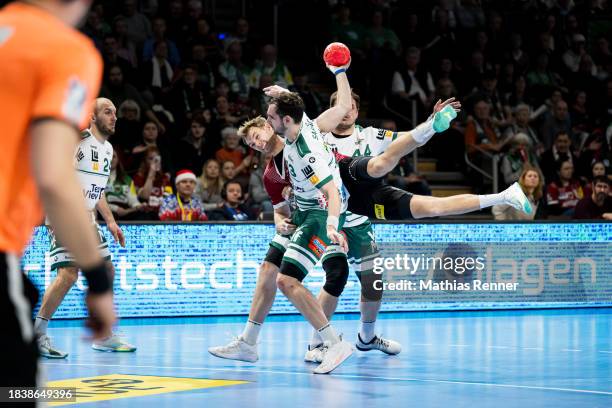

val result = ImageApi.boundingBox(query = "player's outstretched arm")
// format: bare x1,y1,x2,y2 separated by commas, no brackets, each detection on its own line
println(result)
314,59,352,133
96,192,126,247
366,98,461,178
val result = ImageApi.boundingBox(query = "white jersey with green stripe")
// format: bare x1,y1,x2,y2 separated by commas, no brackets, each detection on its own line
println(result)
323,125,398,227
284,113,349,212
323,125,398,158
75,129,113,210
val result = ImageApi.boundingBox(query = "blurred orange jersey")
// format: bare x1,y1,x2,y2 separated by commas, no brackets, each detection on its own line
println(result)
0,2,102,254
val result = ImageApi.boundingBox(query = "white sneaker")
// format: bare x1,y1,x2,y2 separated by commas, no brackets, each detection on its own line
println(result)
208,336,258,363
356,334,402,355
504,182,532,214
313,340,353,374
92,333,136,352
304,343,327,363
38,335,68,359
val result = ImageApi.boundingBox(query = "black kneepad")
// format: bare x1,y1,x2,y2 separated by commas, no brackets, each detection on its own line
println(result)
279,261,306,282
322,256,349,297
356,270,383,302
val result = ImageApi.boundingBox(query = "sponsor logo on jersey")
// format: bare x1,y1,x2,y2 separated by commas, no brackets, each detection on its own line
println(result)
384,130,394,139
308,236,327,257
376,129,385,140
76,149,85,162
301,165,314,178
91,149,99,162
374,204,386,220
309,157,316,163
62,77,88,125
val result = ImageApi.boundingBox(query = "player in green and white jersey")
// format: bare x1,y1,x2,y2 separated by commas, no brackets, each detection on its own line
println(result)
35,98,135,359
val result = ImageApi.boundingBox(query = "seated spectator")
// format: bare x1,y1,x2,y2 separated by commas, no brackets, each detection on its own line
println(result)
248,152,274,214
249,44,293,90
218,41,251,100
540,131,578,183
366,10,401,56
583,161,609,197
503,104,543,154
223,17,260,65
140,41,175,105
504,75,532,109
169,64,210,132
208,180,253,221
562,34,587,73
464,99,503,154
500,133,541,186
174,117,212,175
539,99,572,149
466,70,511,128
102,34,135,85
570,90,592,136
119,0,152,47
159,170,208,221
573,176,612,220
105,150,144,220
143,17,181,67
133,147,173,220
221,160,237,181
526,54,565,102
546,159,584,217
493,166,545,220
390,47,435,120
576,130,610,178
210,95,241,134
131,121,161,169
112,16,138,69
112,99,142,155
196,159,225,211
215,127,251,174
189,43,217,91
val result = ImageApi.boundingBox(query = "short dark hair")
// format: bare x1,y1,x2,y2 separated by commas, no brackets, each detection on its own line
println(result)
592,175,610,186
270,92,305,124
555,131,570,141
330,90,360,109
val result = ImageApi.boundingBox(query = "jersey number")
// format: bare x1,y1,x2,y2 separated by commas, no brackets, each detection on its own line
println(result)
288,163,297,178
103,158,110,173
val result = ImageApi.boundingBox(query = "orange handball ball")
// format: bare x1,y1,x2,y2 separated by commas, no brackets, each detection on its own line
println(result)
323,42,351,66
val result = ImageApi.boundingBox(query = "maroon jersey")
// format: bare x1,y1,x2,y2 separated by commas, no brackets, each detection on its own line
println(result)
263,150,291,209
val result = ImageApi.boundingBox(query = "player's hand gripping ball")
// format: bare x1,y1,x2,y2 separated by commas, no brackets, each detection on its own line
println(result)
323,42,351,67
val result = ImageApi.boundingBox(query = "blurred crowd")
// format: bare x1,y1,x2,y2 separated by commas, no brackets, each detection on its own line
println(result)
76,0,610,221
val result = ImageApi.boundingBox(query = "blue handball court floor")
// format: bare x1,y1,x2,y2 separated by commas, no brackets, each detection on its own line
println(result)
41,308,611,408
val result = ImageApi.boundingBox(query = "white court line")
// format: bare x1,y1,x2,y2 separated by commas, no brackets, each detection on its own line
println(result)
42,362,612,396
522,347,544,351
487,346,509,349
561,349,582,352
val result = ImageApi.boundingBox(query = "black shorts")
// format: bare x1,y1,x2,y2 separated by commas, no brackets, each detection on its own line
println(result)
263,245,285,268
0,252,39,391
338,156,414,220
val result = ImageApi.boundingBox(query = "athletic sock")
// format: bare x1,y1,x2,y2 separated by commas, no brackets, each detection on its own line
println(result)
310,329,323,347
317,323,340,345
34,316,49,337
411,118,435,146
478,192,505,209
241,320,262,345
359,320,376,343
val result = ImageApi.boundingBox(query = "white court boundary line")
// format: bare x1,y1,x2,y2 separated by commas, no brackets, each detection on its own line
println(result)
42,362,612,396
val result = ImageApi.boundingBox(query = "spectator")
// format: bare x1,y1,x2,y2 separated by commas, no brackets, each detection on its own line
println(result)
249,44,293,90
166,0,190,46
539,99,572,148
210,98,241,138
366,10,401,55
159,170,208,221
289,71,323,119
562,33,587,73
119,0,152,47
390,47,435,119
188,17,221,60
133,146,173,219
569,90,591,135
573,176,612,219
503,104,544,154
100,64,166,134
208,180,252,221
465,99,503,154
82,9,111,47
577,130,610,177
143,17,181,67
546,158,584,216
504,33,530,75
140,41,175,105
500,132,541,185
112,99,142,155
224,17,260,65
330,5,366,55
248,152,274,214
493,165,545,220
105,150,144,220
219,41,251,100
221,160,237,181
423,8,457,63
102,34,135,84
505,75,533,111
130,120,173,174
196,159,225,211
112,16,138,69
170,64,210,132
456,0,485,31
582,160,610,197
466,69,511,128
189,43,217,91
174,117,212,175
526,54,565,101
215,127,251,175
540,131,578,183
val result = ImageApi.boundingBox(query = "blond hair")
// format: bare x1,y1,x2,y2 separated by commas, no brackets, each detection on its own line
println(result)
238,116,267,141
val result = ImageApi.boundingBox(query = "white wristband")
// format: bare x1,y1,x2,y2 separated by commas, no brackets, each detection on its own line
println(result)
411,118,435,146
326,215,339,231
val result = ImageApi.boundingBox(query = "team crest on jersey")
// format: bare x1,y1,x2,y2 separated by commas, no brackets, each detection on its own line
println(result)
301,165,314,178
91,149,99,162
309,157,316,163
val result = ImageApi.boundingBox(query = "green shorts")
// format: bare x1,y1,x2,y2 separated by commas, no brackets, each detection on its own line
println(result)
343,218,380,277
281,209,347,279
48,224,111,270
